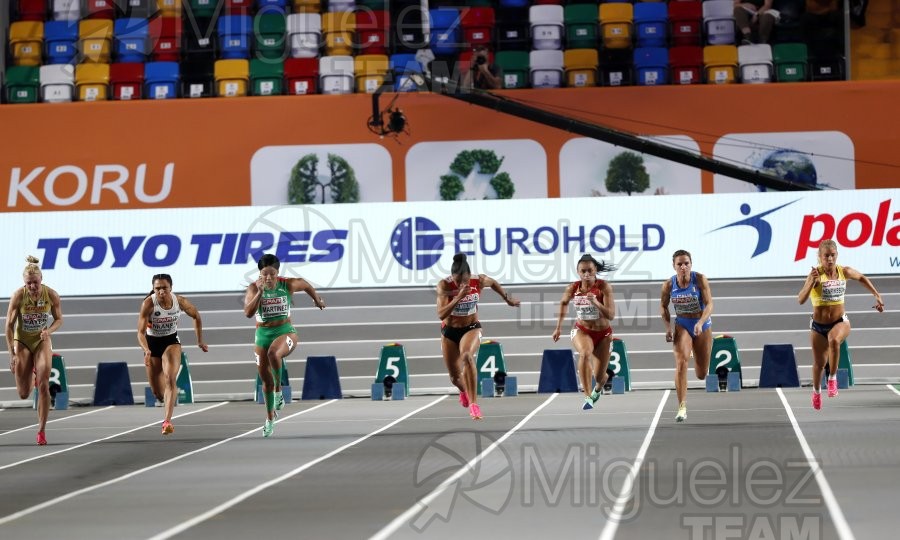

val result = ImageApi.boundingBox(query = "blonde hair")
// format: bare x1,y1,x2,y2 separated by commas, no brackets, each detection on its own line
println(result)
23,255,42,278
818,239,838,253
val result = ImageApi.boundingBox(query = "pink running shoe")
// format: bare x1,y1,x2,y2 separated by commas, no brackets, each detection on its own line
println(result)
36,431,47,446
812,392,822,410
469,403,482,420
827,378,839,398
161,420,175,435
459,391,470,408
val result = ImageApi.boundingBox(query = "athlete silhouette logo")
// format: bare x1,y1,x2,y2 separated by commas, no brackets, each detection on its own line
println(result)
711,200,799,258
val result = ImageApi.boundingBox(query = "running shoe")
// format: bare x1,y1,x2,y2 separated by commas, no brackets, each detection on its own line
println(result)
161,420,175,435
459,391,470,408
262,418,275,438
36,431,47,446
274,391,285,411
590,389,601,403
675,402,687,423
812,392,822,411
582,397,594,411
827,378,839,398
469,403,483,420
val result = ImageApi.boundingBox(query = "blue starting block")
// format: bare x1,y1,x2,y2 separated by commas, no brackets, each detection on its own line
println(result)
538,350,579,393
479,375,519,397
611,377,625,395
821,368,850,391
759,344,800,388
371,381,406,400
301,356,342,400
706,370,742,392
93,362,135,406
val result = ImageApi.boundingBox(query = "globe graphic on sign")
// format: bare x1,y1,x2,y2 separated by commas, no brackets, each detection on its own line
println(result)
753,149,818,192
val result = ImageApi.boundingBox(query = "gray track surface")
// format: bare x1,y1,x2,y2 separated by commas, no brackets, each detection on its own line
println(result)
1,278,899,539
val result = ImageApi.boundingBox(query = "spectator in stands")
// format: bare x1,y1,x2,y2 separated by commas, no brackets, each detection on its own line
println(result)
437,253,519,421
6,256,63,446
461,44,501,91
797,239,884,411
137,274,208,436
802,0,842,45
244,254,325,437
551,254,617,412
660,250,714,423
734,0,781,44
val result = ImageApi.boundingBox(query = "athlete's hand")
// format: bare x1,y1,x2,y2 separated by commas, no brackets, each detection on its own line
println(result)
40,328,51,340
807,266,819,283
314,297,326,310
505,294,521,307
873,296,885,312
255,276,267,291
143,349,152,366
665,329,673,343
198,342,209,353
9,355,15,374
694,321,704,336
455,286,471,299
551,328,561,342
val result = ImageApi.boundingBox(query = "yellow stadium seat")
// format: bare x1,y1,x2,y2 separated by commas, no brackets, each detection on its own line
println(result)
215,59,250,97
354,54,389,93
76,63,110,101
323,11,355,57
80,19,114,64
9,21,44,67
703,45,738,84
564,48,598,87
599,4,633,50
157,0,183,18
292,0,321,13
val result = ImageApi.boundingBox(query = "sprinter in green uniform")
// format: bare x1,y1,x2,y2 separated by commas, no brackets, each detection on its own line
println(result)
244,254,325,437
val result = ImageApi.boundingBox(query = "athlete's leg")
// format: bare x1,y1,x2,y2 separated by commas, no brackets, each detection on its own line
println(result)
160,344,182,426
572,330,596,398
691,326,713,381
672,325,693,406
441,338,465,394
255,346,276,422
826,321,850,377
145,354,164,403
458,329,482,407
810,329,828,403
592,334,613,392
32,340,53,435
13,343,36,400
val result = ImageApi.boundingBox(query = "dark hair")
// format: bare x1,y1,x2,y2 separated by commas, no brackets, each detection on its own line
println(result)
451,253,471,276
672,250,692,262
577,254,617,273
258,253,280,270
147,274,172,299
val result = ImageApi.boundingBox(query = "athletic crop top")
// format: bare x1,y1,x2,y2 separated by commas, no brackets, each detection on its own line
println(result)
670,272,706,316
147,293,182,337
810,265,846,307
572,281,605,321
15,285,51,338
445,277,481,317
256,278,292,323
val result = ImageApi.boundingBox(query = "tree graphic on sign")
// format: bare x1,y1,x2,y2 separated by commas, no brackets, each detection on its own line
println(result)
288,153,361,204
605,151,650,196
439,149,515,201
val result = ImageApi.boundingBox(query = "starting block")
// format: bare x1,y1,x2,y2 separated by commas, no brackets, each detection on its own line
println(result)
820,367,850,391
611,376,625,395
93,361,135,406
609,338,632,392
706,370,742,392
371,381,406,400
255,362,292,404
480,375,518,398
373,343,409,398
538,349,579,393
759,344,800,388
301,356,342,400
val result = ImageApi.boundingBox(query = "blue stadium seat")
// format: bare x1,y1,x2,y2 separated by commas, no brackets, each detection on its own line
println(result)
634,46,668,86
114,18,151,63
429,8,461,57
217,15,252,59
44,21,79,65
633,2,667,48
145,61,180,99
389,53,422,92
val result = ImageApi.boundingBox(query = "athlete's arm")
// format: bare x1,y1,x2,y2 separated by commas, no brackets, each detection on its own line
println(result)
596,280,616,321
137,297,153,359
6,289,22,369
843,266,885,312
178,295,209,351
436,281,468,321
44,287,64,339
482,274,520,307
243,281,263,318
797,266,819,305
551,284,574,342
696,273,714,323
290,278,325,310
660,280,673,342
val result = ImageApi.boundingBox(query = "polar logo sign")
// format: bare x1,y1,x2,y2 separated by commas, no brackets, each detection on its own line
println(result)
711,200,798,258
391,217,445,270
794,199,900,260
36,231,348,269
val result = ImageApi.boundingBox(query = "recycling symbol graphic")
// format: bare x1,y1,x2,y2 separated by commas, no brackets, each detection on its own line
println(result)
288,153,361,204
439,149,516,201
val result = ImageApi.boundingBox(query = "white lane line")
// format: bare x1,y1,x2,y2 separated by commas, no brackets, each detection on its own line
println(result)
887,385,900,397
370,393,559,540
0,402,228,472
148,396,448,540
598,390,669,540
0,406,114,437
776,388,855,540
0,399,336,526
